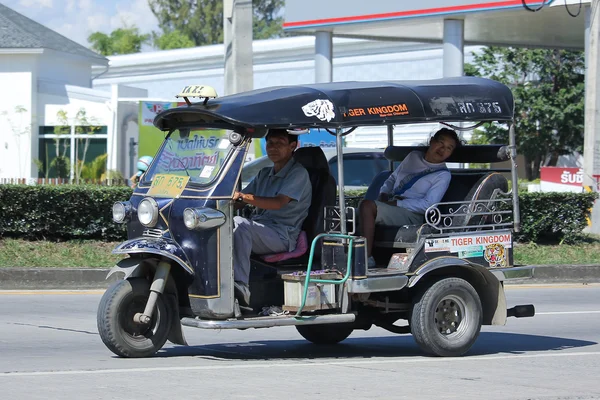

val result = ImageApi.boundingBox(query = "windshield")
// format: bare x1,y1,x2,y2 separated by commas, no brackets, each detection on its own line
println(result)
142,128,233,186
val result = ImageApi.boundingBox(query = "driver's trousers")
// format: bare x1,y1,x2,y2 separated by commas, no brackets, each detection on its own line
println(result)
233,216,288,284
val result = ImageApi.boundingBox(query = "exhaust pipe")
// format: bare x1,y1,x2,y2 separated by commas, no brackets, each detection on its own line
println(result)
507,304,535,318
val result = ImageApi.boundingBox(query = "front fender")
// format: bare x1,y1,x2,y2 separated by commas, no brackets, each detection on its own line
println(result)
105,258,189,347
112,237,194,276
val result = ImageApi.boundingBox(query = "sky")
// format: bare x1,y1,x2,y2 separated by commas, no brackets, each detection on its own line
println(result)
3,0,160,48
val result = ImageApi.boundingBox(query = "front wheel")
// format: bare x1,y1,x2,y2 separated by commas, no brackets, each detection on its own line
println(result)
296,323,354,345
97,278,172,358
410,277,482,357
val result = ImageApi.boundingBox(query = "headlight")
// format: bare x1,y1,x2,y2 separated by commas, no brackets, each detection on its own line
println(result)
112,201,131,223
183,207,226,230
138,198,159,227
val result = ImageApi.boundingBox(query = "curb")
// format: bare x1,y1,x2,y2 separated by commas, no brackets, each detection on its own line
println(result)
509,264,600,285
0,268,119,290
1,265,600,290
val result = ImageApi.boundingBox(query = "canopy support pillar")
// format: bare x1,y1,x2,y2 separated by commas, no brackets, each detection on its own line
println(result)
315,31,333,83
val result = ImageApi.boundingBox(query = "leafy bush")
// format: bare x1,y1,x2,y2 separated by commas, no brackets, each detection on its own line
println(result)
517,192,597,244
0,184,131,241
341,189,598,244
0,185,597,245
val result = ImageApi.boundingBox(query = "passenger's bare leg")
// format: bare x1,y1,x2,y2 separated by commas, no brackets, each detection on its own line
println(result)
359,199,377,257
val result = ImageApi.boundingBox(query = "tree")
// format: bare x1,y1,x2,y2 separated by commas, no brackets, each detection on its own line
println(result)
88,26,150,56
466,47,585,180
149,0,223,46
152,30,196,50
253,0,285,39
148,0,285,47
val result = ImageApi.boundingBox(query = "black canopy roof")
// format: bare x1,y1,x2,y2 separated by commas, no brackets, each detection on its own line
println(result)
154,77,514,134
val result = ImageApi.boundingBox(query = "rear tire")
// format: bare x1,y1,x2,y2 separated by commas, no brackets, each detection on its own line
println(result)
296,324,353,345
410,277,482,357
97,278,171,358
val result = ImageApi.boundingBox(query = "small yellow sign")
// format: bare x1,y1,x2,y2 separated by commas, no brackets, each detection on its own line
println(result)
147,174,190,198
176,85,218,99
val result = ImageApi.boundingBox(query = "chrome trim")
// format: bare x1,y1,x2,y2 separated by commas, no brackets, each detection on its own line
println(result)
335,130,347,235
325,206,357,234
112,201,132,223
180,313,356,329
425,195,513,233
347,275,409,293
143,228,163,238
138,197,159,227
184,207,226,231
491,266,534,281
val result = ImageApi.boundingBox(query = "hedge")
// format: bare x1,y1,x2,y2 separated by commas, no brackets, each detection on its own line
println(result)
346,190,598,244
516,192,598,244
0,185,131,241
0,185,597,244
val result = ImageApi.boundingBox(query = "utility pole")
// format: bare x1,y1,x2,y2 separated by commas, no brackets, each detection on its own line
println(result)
584,1,600,234
223,0,254,96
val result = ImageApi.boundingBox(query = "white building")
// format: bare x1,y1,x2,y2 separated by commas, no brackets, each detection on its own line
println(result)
0,3,149,181
94,36,481,159
1,3,481,180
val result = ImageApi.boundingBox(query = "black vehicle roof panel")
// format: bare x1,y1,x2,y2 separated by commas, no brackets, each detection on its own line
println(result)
154,77,514,133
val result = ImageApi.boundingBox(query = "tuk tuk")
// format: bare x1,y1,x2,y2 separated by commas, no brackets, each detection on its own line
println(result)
98,77,535,358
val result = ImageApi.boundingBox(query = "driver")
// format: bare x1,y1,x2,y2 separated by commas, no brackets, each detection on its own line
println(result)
232,129,312,307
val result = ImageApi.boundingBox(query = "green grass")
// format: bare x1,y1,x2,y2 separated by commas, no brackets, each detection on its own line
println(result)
0,238,122,267
513,239,600,265
0,237,598,268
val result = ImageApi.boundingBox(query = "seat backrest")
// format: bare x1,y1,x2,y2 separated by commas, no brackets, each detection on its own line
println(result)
293,147,337,243
364,170,392,201
451,172,509,227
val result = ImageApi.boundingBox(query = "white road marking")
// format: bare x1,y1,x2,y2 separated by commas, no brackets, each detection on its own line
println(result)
2,351,599,378
536,311,600,315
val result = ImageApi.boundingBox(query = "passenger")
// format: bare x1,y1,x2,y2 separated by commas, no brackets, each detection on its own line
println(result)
359,128,460,267
232,129,312,306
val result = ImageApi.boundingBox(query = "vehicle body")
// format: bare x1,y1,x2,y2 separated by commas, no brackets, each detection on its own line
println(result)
98,78,535,358
241,147,388,190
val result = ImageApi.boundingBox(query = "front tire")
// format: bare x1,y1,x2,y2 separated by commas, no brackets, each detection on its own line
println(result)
97,278,171,358
296,324,354,345
410,277,482,357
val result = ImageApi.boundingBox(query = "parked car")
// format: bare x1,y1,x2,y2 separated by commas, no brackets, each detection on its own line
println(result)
241,147,388,190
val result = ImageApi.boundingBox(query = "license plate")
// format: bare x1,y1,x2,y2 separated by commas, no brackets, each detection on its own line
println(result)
147,174,190,198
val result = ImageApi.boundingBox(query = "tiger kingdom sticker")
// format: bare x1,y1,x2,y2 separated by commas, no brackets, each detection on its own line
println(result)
302,99,336,122
484,243,508,268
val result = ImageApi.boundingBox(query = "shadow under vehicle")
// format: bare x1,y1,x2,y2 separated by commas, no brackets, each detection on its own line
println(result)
98,78,535,358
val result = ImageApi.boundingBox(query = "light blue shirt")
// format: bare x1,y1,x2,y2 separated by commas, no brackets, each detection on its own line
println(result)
242,157,312,251
380,151,451,214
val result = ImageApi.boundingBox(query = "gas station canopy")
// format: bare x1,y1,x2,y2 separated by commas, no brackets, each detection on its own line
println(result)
284,0,587,49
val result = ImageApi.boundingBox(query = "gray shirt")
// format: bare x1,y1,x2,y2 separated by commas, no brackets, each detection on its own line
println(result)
242,157,312,251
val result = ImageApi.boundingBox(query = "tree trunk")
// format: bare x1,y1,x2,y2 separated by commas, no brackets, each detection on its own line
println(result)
532,154,542,180
547,151,560,166
524,155,544,180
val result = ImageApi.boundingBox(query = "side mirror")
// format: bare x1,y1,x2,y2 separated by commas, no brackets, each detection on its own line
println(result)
229,132,244,146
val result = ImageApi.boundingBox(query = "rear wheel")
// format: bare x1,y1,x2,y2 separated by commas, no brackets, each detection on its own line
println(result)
296,323,354,345
97,278,171,358
410,277,482,357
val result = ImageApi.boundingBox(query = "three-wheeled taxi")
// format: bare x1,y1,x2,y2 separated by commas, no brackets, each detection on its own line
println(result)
98,77,535,358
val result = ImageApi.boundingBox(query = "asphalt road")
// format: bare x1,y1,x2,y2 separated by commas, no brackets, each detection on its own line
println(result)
0,284,599,400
